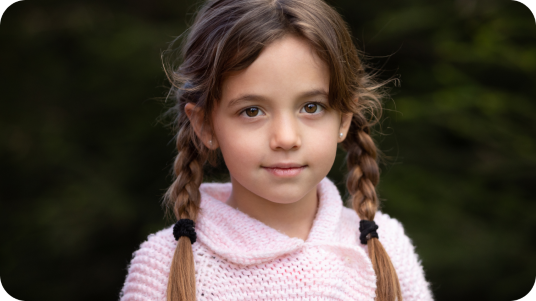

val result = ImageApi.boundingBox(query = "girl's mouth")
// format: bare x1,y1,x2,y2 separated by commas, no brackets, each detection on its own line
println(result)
262,165,307,177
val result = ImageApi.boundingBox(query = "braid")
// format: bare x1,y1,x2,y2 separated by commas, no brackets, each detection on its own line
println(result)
343,114,402,301
164,110,209,301
165,125,205,220
345,115,380,220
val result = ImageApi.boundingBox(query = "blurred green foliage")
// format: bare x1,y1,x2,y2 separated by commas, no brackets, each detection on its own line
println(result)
0,0,534,300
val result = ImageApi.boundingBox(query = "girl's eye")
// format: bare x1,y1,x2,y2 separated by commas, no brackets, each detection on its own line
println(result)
301,103,324,114
242,107,264,117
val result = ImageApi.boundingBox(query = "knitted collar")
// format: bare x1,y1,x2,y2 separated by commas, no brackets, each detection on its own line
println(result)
195,177,345,265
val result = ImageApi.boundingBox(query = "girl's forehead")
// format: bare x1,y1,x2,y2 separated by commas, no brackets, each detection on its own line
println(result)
256,35,325,67
220,35,330,106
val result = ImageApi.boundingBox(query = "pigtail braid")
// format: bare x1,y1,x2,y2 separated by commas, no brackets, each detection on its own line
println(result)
164,112,208,301
343,114,402,301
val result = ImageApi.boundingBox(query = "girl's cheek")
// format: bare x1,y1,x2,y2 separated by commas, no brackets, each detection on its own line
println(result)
306,123,339,159
310,135,338,159
219,127,264,163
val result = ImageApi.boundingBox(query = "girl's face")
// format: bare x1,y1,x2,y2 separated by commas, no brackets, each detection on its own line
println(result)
211,34,351,204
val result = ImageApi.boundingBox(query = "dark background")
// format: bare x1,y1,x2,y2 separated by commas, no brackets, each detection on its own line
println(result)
1,0,535,300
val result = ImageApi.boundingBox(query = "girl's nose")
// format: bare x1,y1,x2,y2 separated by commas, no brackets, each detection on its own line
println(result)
269,113,301,151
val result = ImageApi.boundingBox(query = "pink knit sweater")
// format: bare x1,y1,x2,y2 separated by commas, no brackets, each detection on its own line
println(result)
120,178,433,300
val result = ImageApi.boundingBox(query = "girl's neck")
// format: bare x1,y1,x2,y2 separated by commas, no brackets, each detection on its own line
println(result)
225,177,319,241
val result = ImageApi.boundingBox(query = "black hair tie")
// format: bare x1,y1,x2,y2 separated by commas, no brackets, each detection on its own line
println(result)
173,219,197,244
359,220,379,244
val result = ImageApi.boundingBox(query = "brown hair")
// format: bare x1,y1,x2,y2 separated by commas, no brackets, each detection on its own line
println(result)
162,0,401,300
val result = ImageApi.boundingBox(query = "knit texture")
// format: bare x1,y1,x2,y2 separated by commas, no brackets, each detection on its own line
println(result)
120,178,433,300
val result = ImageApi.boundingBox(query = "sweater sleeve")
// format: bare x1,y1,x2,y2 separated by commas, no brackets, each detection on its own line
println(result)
376,213,434,301
119,229,174,301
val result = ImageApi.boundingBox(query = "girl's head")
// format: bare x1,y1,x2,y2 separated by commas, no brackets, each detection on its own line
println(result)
191,34,350,207
163,0,401,300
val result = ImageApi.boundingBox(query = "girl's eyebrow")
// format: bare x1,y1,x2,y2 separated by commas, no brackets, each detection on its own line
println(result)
227,88,329,108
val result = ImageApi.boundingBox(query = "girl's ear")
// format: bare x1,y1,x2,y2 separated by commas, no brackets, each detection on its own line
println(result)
338,112,353,142
184,102,219,150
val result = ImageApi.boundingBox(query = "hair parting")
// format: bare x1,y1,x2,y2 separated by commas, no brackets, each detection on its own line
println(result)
162,0,401,300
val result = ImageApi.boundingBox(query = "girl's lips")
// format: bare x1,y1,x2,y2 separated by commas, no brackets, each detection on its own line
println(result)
262,166,306,177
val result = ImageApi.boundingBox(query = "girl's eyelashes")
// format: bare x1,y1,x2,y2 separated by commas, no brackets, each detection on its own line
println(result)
239,102,325,118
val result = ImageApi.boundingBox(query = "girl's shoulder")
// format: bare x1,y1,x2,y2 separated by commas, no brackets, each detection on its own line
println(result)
371,211,418,262
132,225,176,262
119,225,175,301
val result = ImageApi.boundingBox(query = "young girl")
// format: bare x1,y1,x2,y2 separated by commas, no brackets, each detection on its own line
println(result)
120,0,433,300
